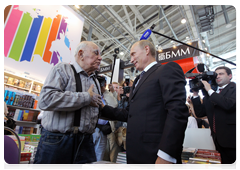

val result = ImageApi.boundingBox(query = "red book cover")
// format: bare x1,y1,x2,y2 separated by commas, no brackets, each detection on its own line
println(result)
195,153,221,160
21,151,32,157
197,149,220,156
27,111,34,121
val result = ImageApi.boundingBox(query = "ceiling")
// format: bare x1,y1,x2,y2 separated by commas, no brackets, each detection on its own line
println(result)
69,5,236,78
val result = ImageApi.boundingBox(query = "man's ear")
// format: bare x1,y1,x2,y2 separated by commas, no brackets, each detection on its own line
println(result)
78,50,83,58
144,45,150,55
229,74,232,80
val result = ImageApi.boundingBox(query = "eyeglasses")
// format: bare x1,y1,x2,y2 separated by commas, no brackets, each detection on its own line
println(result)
92,49,101,56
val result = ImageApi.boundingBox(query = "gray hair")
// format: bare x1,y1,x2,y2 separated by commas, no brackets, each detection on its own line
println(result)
74,41,89,58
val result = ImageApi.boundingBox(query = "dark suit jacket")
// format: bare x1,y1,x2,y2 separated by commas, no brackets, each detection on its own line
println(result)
101,62,189,163
191,82,236,149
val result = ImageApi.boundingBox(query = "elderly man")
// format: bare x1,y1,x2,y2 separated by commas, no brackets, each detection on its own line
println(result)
34,41,103,164
100,40,189,164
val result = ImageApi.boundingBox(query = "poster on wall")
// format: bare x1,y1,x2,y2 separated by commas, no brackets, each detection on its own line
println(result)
4,5,84,82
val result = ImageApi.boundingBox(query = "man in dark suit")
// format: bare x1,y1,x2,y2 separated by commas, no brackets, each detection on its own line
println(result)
191,66,236,164
100,40,189,164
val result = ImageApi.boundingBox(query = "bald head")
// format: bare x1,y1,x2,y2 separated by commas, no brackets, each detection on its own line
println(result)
74,41,102,75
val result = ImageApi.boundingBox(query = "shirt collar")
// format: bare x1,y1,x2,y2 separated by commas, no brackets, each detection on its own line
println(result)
218,83,229,90
73,61,96,78
143,61,157,73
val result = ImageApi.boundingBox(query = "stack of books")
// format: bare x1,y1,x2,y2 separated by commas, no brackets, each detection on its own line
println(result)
116,151,127,164
181,147,197,169
82,161,147,169
188,149,221,164
20,151,32,163
13,109,39,122
181,147,197,161
4,89,37,108
24,143,39,164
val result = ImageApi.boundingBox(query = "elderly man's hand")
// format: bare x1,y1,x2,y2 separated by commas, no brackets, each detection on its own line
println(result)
88,84,102,107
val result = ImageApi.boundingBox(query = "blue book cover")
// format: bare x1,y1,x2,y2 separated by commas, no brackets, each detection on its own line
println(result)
17,110,24,121
6,91,13,105
4,90,9,102
10,92,16,105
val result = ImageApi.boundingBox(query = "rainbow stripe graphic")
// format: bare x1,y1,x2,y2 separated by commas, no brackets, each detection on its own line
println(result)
4,5,70,65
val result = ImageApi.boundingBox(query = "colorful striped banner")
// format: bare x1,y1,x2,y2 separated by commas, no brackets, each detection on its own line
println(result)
8,11,33,61
20,15,44,62
4,5,23,57
33,17,52,58
43,14,62,63
50,17,68,65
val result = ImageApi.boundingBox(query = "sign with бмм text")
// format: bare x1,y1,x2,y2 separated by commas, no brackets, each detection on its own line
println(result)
156,41,199,63
99,64,112,73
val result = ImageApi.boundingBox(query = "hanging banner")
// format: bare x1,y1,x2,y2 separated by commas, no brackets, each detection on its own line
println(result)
99,64,112,73
156,41,199,63
4,5,84,82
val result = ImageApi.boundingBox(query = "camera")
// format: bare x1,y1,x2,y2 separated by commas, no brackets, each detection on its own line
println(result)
122,75,131,96
97,75,107,87
185,63,217,92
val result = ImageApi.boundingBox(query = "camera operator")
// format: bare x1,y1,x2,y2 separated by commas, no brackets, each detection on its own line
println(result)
190,66,236,164
92,75,118,161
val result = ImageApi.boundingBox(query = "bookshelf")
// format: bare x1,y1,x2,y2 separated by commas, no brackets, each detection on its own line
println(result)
4,71,43,96
7,105,41,134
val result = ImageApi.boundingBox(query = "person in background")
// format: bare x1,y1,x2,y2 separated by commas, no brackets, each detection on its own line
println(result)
34,41,102,164
187,96,209,128
100,40,189,164
4,101,8,121
92,75,118,161
190,66,236,164
186,104,198,128
103,82,126,162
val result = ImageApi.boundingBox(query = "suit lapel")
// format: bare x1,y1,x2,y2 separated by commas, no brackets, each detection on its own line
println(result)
129,64,159,101
220,82,235,96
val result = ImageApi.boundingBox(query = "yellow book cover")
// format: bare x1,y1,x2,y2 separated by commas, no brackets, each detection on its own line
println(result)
22,110,29,121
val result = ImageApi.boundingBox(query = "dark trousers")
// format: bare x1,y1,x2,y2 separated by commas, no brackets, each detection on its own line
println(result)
34,128,96,164
214,137,236,164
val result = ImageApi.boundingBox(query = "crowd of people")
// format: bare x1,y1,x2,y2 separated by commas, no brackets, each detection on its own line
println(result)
5,40,235,164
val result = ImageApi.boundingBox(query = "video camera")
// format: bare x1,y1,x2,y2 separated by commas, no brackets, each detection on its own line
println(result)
185,63,217,92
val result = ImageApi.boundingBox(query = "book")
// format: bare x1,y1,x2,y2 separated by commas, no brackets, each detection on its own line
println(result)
13,78,19,86
195,153,221,160
189,157,221,164
82,161,147,169
4,90,9,101
32,112,39,122
22,110,29,121
21,151,32,157
182,147,198,160
17,110,24,121
7,77,14,85
9,92,16,105
4,75,9,83
19,80,26,88
24,82,31,89
13,109,20,121
6,91,13,105
27,111,34,121
13,94,20,106
186,161,221,169
196,149,220,156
